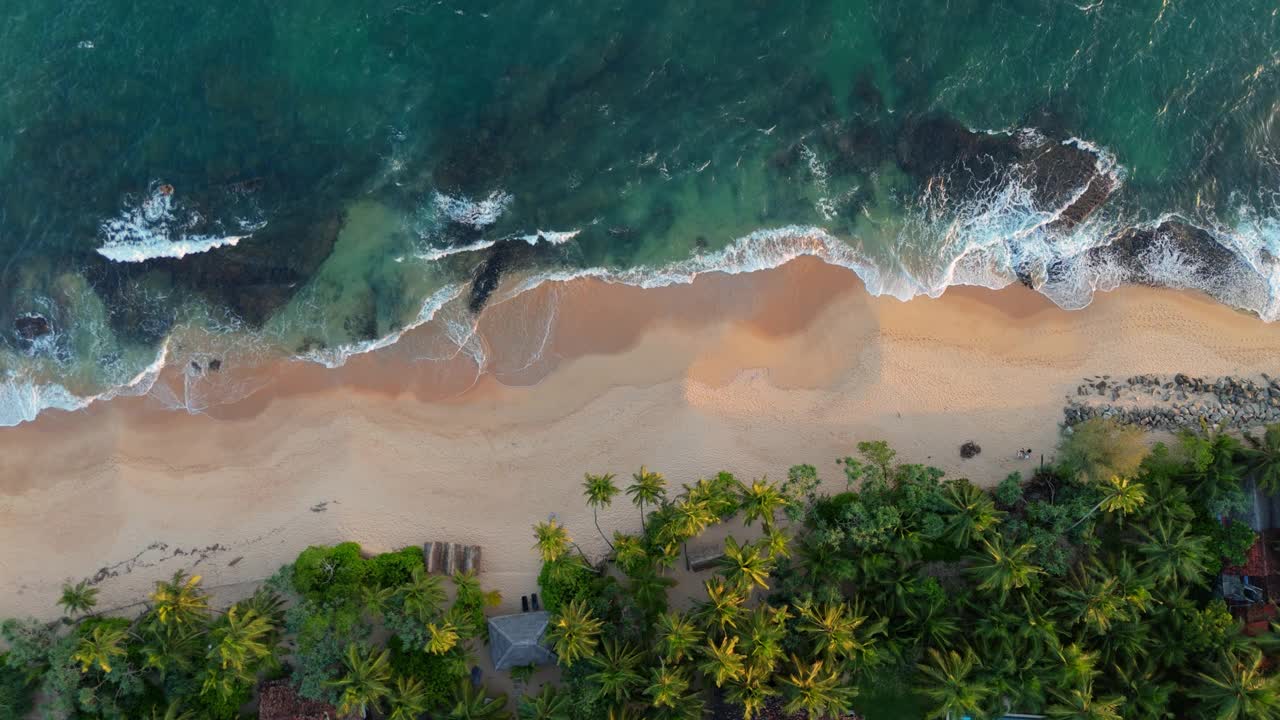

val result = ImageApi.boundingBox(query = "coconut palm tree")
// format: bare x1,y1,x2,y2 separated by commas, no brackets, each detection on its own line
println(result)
698,635,746,688
426,620,461,655
762,526,792,560
583,472,621,550
1056,642,1101,689
646,663,691,709
741,605,789,675
656,498,717,568
57,580,98,619
1137,517,1214,587
201,606,276,700
1057,572,1130,635
72,623,129,674
386,675,431,720
968,536,1043,601
546,598,603,667
626,564,676,617
718,536,773,593
1071,475,1148,529
1139,475,1195,526
449,678,511,720
1046,681,1124,720
780,655,854,720
915,647,993,720
327,643,393,719
1244,424,1280,493
739,479,787,531
725,664,778,720
941,479,1004,549
533,520,572,564
587,638,646,705
795,600,859,664
903,589,960,651
695,579,745,638
149,571,210,628
627,467,667,530
1190,648,1280,720
138,622,202,681
518,684,571,720
400,566,447,624
656,610,704,664
612,533,648,574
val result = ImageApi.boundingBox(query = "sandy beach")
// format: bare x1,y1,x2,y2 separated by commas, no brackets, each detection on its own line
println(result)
2,257,1279,621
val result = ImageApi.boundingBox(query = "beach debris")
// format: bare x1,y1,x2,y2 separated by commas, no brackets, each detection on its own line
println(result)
960,441,982,459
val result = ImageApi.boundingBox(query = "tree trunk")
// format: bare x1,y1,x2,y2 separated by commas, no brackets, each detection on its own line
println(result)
595,508,614,551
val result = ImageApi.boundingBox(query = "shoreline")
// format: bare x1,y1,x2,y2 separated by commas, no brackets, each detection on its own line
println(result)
3,257,1280,619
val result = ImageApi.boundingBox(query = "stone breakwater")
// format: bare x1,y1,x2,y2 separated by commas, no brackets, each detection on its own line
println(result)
1064,374,1280,432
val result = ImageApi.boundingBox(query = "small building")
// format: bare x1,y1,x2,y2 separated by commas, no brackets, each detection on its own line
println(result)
1220,478,1280,633
488,610,555,670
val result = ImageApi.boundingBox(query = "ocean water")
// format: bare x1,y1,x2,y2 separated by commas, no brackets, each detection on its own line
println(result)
1,0,1278,425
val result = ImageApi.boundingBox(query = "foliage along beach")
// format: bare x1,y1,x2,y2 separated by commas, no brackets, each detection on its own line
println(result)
6,420,1280,719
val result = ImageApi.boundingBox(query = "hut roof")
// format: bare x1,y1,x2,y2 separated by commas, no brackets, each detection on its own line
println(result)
258,680,336,720
488,611,555,670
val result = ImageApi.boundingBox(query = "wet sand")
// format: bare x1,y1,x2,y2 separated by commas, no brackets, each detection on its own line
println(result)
2,257,1279,619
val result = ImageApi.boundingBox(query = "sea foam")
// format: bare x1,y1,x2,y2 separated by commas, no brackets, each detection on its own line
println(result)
95,184,264,263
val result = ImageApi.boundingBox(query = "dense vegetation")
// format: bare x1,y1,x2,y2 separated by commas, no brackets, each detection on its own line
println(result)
0,544,504,719
5,419,1280,719
531,424,1280,720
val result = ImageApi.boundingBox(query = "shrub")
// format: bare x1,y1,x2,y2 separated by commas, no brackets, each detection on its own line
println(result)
292,542,368,602
537,558,599,614
1057,418,1148,484
995,472,1023,508
367,546,425,589
389,636,465,711
1214,519,1258,568
0,653,34,720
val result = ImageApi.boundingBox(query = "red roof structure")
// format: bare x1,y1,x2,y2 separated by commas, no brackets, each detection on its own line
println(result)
1223,529,1280,577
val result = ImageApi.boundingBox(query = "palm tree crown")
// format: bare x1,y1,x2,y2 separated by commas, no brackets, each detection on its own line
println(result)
327,643,392,719
547,598,603,667
627,467,667,529
533,520,572,564
583,472,621,550
58,580,98,618
968,536,1043,601
149,571,210,628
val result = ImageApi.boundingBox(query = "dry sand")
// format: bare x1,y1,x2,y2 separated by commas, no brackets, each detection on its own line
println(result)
2,257,1279,621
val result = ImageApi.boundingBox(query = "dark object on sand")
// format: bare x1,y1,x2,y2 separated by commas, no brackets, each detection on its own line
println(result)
521,595,530,612
470,665,482,688
960,441,982,459
530,593,540,611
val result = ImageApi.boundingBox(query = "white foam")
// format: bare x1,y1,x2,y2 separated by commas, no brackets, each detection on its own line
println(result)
295,284,466,368
96,184,264,263
0,340,169,427
433,190,513,228
416,229,580,262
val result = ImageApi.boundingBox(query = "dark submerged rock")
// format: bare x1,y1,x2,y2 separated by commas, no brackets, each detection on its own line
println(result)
960,441,982,459
14,313,51,341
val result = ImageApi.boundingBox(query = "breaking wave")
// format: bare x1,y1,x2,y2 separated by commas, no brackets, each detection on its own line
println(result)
96,183,265,263
4,132,1278,428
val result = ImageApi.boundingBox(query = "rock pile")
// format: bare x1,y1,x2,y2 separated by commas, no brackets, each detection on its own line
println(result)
1064,373,1280,431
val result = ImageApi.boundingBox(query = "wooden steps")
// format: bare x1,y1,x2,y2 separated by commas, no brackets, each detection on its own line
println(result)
423,541,482,575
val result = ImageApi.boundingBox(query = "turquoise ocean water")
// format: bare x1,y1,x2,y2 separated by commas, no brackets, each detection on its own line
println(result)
1,0,1278,424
